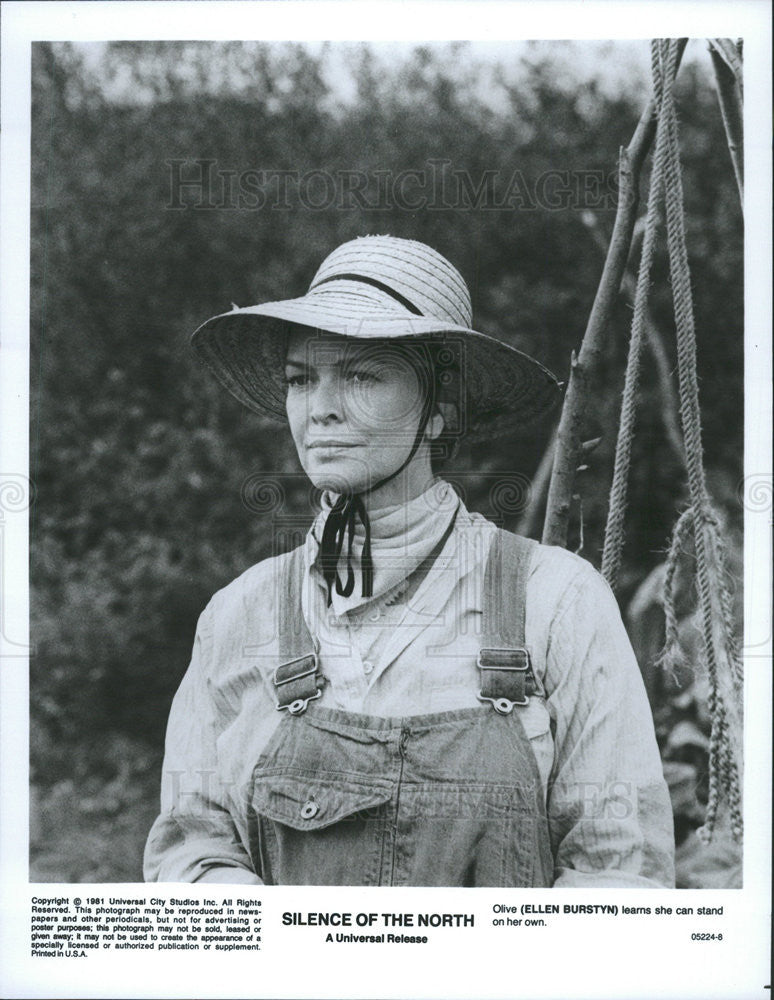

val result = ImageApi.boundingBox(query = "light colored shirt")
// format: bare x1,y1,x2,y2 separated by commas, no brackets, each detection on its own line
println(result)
144,480,675,887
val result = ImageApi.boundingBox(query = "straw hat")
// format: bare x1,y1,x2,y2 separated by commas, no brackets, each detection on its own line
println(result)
191,235,561,440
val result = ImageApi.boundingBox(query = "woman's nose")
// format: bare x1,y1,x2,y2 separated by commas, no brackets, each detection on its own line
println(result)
308,374,343,423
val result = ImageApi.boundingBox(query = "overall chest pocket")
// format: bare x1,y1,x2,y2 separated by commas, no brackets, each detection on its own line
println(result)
249,769,395,885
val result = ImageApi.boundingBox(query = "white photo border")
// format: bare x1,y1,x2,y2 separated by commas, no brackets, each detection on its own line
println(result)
1,2,771,998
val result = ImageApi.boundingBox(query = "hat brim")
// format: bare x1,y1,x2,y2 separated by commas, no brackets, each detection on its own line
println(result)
191,297,562,441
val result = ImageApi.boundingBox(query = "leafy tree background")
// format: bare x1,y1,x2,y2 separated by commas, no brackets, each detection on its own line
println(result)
29,40,743,884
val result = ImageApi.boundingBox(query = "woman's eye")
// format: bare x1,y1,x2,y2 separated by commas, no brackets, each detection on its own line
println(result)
284,373,308,388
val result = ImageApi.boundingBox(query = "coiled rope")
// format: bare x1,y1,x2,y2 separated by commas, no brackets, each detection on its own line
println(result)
602,39,743,843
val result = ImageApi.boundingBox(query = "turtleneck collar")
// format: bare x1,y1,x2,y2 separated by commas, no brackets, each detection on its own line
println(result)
310,479,460,616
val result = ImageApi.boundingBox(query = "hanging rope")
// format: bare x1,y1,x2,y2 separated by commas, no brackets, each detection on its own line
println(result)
602,39,743,843
601,42,677,587
656,505,694,680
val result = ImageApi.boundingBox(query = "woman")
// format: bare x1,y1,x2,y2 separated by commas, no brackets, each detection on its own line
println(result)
144,235,674,887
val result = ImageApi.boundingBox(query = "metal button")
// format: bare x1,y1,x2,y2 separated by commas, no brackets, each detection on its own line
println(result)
363,660,374,675
300,799,319,819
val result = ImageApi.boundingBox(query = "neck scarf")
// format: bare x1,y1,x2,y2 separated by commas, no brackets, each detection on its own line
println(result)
315,479,460,615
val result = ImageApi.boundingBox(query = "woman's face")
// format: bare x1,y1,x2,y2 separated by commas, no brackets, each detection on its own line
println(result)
284,331,437,498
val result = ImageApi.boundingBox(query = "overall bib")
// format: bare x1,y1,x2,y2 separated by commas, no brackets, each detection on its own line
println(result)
246,529,554,887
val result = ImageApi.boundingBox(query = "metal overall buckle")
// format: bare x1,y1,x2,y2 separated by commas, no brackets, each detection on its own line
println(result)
476,647,540,715
274,653,322,715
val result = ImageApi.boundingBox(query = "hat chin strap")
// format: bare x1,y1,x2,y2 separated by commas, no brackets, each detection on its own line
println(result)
319,398,433,607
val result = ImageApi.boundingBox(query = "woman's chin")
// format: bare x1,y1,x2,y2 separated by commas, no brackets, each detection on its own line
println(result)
303,461,370,496
306,469,368,493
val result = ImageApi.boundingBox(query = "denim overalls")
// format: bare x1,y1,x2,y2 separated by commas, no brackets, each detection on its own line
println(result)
247,529,554,887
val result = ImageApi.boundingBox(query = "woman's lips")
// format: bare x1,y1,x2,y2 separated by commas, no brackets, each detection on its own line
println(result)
306,440,361,449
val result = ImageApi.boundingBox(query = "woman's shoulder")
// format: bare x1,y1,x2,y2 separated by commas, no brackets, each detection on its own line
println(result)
527,539,600,580
204,545,303,629
465,519,605,609
473,524,611,621
524,538,617,623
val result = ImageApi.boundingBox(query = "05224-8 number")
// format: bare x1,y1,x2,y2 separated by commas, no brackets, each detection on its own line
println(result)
691,932,723,941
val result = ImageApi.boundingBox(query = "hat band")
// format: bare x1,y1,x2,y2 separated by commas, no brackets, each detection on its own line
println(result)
311,273,424,316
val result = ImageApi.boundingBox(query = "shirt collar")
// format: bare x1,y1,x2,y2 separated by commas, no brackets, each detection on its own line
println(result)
306,479,461,616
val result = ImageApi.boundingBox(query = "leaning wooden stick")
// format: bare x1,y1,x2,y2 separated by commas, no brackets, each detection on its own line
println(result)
583,213,684,462
542,38,688,548
709,39,744,204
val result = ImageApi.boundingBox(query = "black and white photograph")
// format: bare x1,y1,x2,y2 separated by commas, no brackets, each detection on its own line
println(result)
1,1,771,998
26,33,744,890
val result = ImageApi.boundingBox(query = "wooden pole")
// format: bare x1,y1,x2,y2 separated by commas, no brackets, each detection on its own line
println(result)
709,39,744,204
542,38,688,548
583,213,684,462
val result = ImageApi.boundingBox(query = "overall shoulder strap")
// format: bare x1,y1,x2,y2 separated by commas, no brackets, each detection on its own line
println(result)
275,545,323,715
482,528,536,648
479,528,543,713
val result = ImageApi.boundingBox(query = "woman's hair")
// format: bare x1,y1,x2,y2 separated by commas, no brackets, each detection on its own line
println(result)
385,340,462,473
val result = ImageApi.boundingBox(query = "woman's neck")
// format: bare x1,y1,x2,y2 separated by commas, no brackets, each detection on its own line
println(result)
359,448,435,512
